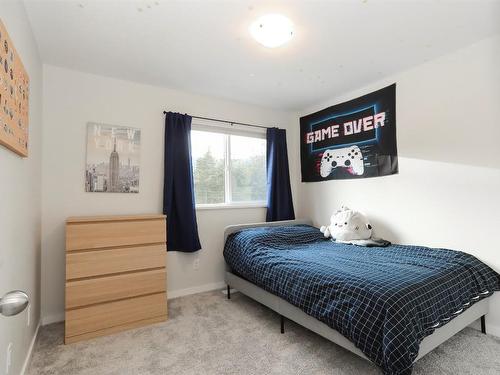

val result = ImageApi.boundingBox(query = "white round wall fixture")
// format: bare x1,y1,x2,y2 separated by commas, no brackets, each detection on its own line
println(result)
249,14,294,48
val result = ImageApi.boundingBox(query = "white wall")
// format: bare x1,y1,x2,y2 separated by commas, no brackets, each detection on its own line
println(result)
294,35,500,335
0,2,43,374
41,65,296,323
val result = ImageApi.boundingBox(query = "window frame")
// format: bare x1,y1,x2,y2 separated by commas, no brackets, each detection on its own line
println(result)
191,122,267,210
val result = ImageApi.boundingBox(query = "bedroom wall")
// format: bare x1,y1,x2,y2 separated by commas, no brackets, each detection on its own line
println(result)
40,65,297,324
0,2,43,374
293,34,500,336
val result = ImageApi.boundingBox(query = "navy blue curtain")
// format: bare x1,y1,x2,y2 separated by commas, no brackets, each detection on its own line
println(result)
163,112,201,252
266,128,295,222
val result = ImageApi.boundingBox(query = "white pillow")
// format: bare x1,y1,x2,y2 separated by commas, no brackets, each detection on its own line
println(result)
321,207,372,241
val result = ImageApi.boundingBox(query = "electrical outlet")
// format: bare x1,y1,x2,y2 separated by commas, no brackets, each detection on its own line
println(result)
6,343,12,374
193,257,200,270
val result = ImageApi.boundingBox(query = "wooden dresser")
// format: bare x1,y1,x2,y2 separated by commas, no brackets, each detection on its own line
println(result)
65,214,167,344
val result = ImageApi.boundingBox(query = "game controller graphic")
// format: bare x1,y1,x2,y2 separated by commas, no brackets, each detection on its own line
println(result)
320,146,364,177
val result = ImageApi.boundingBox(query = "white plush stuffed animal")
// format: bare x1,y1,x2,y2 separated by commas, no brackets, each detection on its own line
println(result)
320,206,372,242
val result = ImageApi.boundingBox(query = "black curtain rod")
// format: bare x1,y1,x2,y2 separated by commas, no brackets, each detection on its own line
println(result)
163,111,275,130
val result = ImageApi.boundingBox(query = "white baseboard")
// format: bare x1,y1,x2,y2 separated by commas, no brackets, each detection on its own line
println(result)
167,281,226,299
469,319,500,338
41,312,65,325
487,324,500,337
40,282,228,325
20,321,40,375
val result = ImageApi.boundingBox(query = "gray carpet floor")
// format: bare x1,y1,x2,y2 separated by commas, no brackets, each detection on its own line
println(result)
28,290,500,375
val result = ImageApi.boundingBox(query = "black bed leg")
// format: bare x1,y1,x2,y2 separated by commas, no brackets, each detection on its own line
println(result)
481,315,486,334
280,315,285,334
227,285,231,300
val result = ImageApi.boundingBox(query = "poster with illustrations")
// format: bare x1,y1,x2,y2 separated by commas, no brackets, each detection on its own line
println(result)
85,123,141,193
0,19,30,157
300,84,398,182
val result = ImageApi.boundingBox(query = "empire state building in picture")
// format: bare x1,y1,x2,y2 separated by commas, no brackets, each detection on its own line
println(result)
109,138,120,192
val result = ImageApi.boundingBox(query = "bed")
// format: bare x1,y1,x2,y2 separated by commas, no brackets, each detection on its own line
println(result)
223,220,500,375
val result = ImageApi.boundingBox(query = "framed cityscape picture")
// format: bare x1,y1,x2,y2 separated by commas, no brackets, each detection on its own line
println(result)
85,122,140,193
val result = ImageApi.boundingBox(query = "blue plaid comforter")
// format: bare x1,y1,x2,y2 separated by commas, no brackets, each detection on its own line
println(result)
223,225,500,375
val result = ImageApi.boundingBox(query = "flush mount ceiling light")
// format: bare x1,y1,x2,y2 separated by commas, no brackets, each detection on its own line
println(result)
249,14,294,48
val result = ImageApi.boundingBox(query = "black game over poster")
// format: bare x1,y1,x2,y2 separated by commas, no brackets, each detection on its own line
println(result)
300,84,398,182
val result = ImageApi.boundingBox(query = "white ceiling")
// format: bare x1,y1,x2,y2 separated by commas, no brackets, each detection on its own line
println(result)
23,0,500,110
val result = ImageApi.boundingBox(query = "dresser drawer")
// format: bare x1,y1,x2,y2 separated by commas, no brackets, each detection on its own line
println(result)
66,244,166,280
66,218,166,251
66,269,166,309
65,292,167,338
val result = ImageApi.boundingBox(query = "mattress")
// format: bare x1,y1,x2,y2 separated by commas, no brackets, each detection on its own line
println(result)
223,225,500,375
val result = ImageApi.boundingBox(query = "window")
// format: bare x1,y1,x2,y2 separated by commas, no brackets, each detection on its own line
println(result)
191,126,267,207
